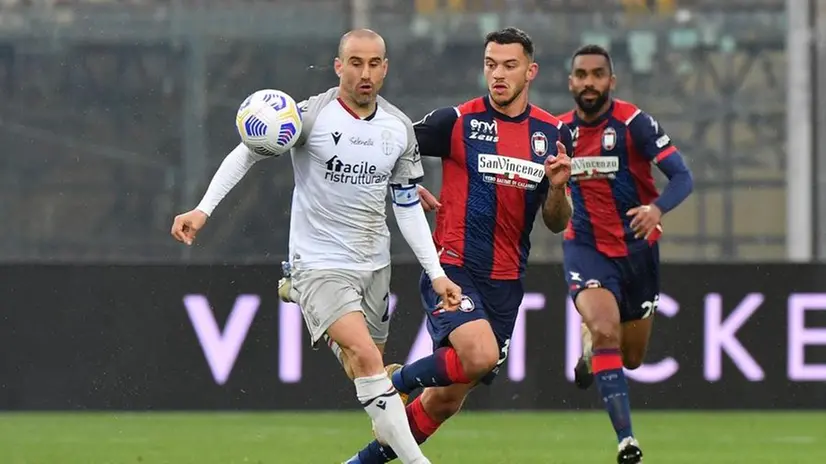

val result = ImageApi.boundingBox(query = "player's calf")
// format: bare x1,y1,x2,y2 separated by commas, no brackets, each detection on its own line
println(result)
327,312,430,464
620,317,655,370
418,382,469,422
577,318,648,390
575,288,636,446
348,383,473,464
621,348,644,370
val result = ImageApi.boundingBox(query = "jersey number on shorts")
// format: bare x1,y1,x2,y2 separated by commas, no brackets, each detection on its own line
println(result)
496,339,511,367
641,294,660,319
381,293,390,322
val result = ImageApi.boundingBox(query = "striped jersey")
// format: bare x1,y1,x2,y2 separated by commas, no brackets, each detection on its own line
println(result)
415,96,574,280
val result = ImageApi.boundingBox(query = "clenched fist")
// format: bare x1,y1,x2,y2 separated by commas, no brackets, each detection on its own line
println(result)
170,209,208,246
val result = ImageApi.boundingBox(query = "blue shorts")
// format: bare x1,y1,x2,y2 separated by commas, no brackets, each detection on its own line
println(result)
419,264,524,385
563,242,660,323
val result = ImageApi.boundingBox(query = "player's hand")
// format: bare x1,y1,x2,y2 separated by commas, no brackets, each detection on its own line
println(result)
431,276,462,312
418,185,441,212
171,209,208,245
627,204,663,239
545,141,572,188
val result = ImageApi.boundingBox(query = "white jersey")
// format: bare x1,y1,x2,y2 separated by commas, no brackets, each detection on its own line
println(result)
288,87,424,272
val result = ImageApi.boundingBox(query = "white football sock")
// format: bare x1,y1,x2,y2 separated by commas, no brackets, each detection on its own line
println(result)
355,373,430,464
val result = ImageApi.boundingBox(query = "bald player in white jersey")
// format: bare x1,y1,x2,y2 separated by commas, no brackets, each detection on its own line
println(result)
170,29,461,464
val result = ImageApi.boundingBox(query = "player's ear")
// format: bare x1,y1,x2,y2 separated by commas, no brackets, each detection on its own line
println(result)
382,58,389,78
334,57,343,77
527,61,538,82
609,74,617,91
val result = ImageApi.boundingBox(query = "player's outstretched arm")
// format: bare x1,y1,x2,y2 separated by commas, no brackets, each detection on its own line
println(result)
170,143,267,245
194,143,269,216
541,139,573,233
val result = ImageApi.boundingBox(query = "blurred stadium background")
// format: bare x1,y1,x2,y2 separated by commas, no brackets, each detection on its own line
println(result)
2,0,826,463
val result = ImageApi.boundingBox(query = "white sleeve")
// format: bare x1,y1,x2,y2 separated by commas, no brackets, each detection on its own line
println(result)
391,186,445,281
195,143,268,216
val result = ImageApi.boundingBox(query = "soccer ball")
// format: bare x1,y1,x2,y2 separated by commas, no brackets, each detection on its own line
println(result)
235,89,303,157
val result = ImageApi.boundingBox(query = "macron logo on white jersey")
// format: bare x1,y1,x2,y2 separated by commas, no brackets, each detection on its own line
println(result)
324,155,388,185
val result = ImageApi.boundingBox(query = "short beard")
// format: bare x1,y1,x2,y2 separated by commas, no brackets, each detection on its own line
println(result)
574,91,609,115
351,92,373,107
490,86,524,109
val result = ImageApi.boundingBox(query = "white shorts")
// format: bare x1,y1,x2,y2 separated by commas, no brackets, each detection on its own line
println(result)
291,265,392,346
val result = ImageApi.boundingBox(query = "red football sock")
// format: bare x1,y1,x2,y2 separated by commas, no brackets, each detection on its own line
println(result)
406,396,444,444
591,348,624,373
436,346,471,383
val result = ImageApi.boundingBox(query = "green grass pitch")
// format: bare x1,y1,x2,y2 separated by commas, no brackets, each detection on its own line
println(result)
1,411,825,463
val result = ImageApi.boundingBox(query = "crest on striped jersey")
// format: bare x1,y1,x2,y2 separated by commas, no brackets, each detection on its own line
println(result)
602,127,617,151
531,131,548,157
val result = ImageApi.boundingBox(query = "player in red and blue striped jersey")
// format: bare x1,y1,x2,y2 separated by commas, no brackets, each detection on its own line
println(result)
560,45,694,464
344,28,573,464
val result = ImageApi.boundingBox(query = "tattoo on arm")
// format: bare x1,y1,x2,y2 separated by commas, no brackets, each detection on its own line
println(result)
542,186,572,233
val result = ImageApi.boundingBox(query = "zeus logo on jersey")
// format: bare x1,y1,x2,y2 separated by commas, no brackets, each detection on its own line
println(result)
477,154,544,190
324,155,389,185
469,119,499,142
570,156,619,181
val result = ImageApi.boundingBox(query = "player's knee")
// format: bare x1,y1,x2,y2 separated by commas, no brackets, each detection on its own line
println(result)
335,346,357,380
450,321,500,379
458,342,500,379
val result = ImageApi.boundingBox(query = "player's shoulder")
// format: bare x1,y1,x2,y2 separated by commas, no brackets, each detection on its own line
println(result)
558,109,576,125
415,106,461,131
298,87,339,113
376,97,418,150
456,96,487,116
376,95,414,128
418,96,487,125
611,99,645,125
296,87,340,145
528,105,565,130
297,87,341,130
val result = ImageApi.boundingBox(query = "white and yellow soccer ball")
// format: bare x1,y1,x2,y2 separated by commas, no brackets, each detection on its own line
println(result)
235,89,302,157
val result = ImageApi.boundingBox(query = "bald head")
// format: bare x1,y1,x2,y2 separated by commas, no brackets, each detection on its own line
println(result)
338,29,386,59
334,28,388,109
